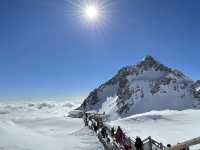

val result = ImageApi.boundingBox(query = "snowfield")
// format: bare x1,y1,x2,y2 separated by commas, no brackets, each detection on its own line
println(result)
0,101,104,150
109,109,200,149
0,100,200,150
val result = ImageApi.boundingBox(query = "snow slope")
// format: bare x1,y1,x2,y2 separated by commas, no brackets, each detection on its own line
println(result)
1,101,200,150
0,101,104,150
109,109,200,149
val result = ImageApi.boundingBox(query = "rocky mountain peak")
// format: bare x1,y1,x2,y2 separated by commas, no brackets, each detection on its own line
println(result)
135,55,170,72
77,56,200,119
142,55,158,64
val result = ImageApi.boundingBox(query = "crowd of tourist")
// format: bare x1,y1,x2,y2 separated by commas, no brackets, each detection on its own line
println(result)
83,112,144,150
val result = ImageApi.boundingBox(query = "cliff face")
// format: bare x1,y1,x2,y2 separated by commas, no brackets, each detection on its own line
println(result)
78,56,200,119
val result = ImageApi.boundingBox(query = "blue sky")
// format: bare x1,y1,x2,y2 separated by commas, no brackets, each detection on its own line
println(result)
0,0,200,100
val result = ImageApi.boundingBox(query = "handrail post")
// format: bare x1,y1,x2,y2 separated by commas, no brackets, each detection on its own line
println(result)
149,136,153,150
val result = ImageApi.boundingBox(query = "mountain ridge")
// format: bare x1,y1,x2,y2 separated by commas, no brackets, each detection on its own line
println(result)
78,56,200,120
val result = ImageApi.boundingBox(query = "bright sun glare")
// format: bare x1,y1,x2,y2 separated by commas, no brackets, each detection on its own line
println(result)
84,5,99,21
66,0,112,27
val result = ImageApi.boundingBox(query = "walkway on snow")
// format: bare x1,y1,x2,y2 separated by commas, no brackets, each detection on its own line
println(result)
82,112,200,150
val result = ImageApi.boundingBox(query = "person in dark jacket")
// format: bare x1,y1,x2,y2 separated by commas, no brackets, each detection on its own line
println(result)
135,136,143,150
111,127,115,137
101,127,107,138
83,113,88,126
92,122,98,132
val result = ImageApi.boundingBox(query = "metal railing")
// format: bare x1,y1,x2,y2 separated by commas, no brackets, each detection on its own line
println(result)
85,113,166,150
170,136,200,150
83,112,200,150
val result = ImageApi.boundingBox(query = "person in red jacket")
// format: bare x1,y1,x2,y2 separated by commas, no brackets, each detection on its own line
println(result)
115,126,124,144
124,137,132,150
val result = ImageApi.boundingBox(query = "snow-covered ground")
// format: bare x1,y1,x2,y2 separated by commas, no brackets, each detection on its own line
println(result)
109,109,200,149
1,100,200,150
0,101,104,150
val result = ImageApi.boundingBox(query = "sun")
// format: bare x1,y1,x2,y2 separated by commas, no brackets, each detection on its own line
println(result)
84,4,99,21
65,0,113,28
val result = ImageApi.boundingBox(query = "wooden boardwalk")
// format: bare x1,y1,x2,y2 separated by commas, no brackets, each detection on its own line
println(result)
82,112,200,150
170,137,200,150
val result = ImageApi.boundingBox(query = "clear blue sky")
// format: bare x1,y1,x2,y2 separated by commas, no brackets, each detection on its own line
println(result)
0,0,200,100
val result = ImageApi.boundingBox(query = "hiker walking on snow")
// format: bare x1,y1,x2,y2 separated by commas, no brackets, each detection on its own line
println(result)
111,127,115,137
115,126,124,144
101,127,107,138
135,136,143,150
83,113,88,126
124,137,132,150
92,121,98,132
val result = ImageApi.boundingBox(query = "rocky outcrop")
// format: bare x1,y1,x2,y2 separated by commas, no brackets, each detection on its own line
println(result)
192,80,200,98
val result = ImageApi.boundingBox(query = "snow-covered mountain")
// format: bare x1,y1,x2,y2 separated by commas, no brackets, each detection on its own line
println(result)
78,56,200,119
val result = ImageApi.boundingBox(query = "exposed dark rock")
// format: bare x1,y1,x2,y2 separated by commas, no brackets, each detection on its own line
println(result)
192,80,200,98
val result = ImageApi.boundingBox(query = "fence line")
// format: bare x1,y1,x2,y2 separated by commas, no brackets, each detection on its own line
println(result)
84,112,166,150
82,112,200,150
170,136,200,150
